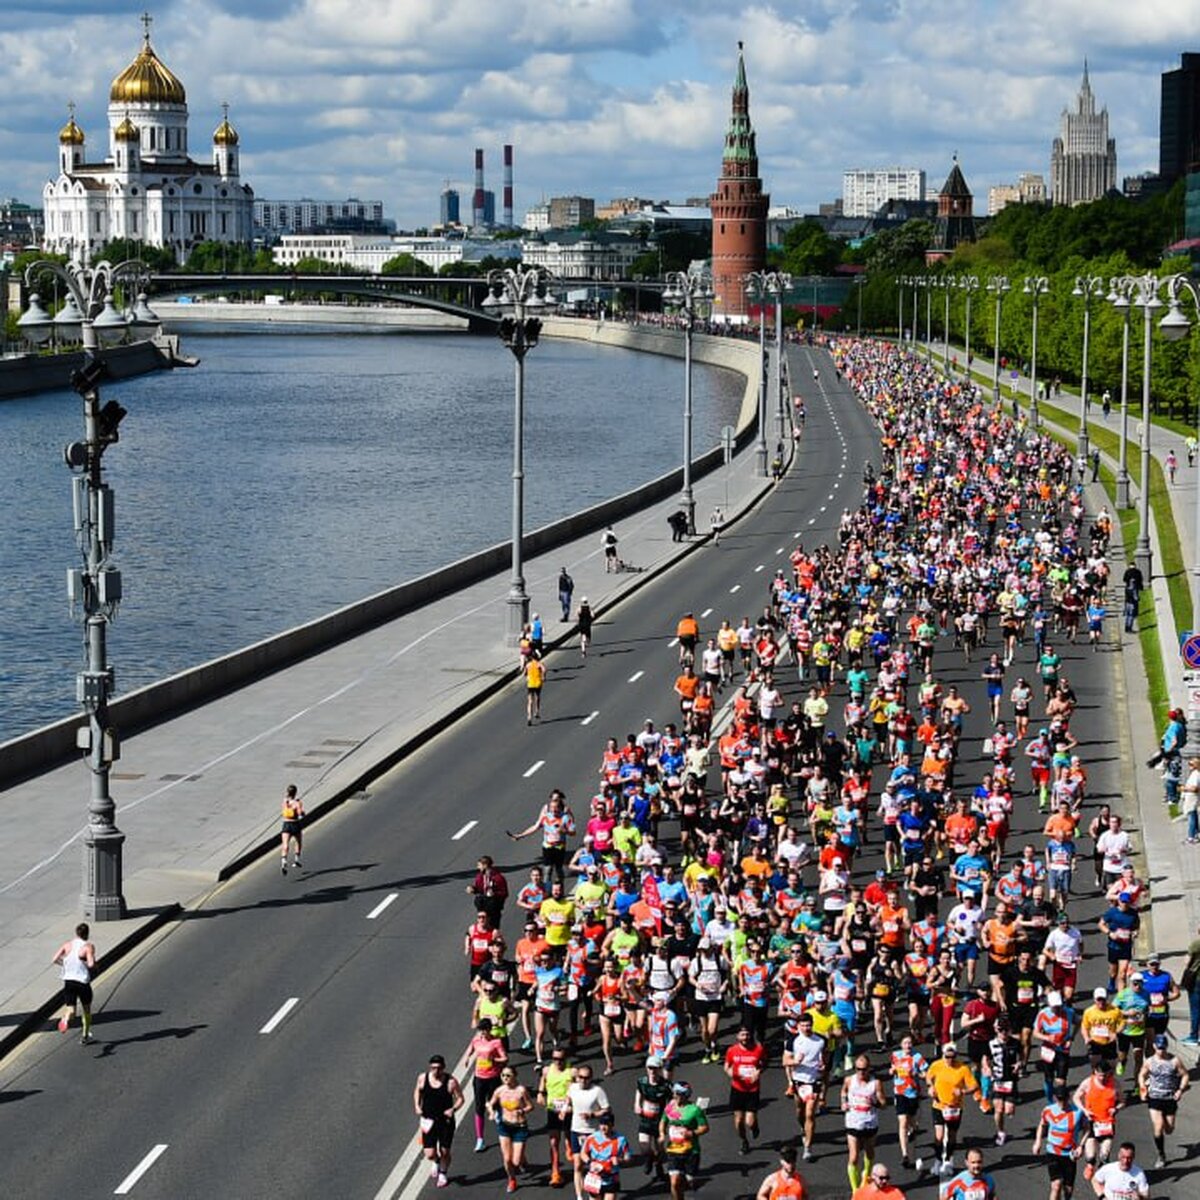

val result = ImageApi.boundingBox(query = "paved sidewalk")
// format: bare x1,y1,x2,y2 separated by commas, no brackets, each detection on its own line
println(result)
918,337,1200,1057
0,365,793,1053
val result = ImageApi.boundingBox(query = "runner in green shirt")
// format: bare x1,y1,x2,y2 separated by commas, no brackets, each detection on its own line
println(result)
660,1080,709,1198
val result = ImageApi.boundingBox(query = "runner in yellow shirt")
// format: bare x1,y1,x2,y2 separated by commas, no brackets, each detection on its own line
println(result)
925,1043,981,1176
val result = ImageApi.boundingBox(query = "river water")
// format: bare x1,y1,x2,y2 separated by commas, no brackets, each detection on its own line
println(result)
0,329,743,741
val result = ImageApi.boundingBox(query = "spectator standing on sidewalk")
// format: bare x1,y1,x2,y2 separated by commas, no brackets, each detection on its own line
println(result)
1122,562,1144,633
1181,757,1200,844
557,567,574,622
1090,449,1101,482
1181,925,1200,1045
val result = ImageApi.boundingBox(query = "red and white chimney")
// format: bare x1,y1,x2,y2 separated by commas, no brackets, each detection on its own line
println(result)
473,148,486,227
503,144,514,228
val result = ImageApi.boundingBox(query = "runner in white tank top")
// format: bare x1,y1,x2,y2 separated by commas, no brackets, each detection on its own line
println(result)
841,1055,887,1192
52,922,96,1044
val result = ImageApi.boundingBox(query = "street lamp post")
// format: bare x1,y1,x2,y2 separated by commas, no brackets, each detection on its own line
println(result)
17,259,158,921
1024,276,1050,427
1159,277,1200,667
855,275,865,336
924,276,933,361
987,276,1010,410
959,275,979,382
896,276,905,344
942,276,953,373
483,266,554,646
1108,278,1134,509
664,268,714,531
1072,275,1104,461
746,271,790,473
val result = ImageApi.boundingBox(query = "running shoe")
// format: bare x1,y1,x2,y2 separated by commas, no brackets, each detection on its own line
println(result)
57,1017,69,1033
474,1138,486,1153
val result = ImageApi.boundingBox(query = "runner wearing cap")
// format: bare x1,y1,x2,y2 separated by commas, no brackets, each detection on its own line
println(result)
755,1146,810,1199
1138,952,1179,1045
660,1080,708,1199
1112,971,1149,1081
1034,991,1074,1103
632,1056,671,1178
413,1053,464,1189
1081,989,1124,1067
926,1041,981,1175
1136,1035,1189,1167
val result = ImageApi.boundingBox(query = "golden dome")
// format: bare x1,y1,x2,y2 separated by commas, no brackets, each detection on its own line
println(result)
114,116,140,142
110,36,186,105
59,116,86,145
212,117,239,146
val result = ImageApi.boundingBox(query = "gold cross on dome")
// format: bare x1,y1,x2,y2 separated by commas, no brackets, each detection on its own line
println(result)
141,11,153,42
67,100,76,120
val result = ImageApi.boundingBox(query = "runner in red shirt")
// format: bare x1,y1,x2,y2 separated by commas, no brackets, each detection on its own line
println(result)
724,1025,768,1155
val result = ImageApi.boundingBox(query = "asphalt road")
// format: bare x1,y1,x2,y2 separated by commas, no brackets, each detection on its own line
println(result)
1,345,1193,1200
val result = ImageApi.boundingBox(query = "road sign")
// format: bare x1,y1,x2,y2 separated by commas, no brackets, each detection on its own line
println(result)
1182,634,1200,669
1010,369,1019,382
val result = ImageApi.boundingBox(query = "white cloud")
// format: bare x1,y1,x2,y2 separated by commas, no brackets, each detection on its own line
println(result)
0,1,1183,227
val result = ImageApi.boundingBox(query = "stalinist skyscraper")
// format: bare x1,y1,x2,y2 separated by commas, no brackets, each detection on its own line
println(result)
1050,62,1117,207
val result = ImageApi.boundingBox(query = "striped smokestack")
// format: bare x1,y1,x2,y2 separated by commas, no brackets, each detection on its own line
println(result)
473,148,485,227
503,144,514,228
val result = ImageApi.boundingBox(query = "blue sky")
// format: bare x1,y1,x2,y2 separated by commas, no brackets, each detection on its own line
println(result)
1,1,1197,229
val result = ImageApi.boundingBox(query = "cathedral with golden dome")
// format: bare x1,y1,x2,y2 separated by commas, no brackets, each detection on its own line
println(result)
42,16,253,264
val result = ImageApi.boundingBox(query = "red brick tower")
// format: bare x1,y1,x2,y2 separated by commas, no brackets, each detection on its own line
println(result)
710,43,769,320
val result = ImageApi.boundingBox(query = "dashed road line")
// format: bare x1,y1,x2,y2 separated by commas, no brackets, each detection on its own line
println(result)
451,819,478,841
523,760,545,778
628,670,645,683
668,637,679,647
701,608,713,618
754,564,765,573
367,893,399,920
730,584,741,594
260,997,300,1035
581,711,599,726
114,1145,169,1195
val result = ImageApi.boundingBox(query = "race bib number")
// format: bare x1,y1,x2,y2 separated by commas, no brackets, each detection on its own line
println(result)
737,1064,758,1081
583,1168,605,1195
1093,1120,1114,1138
1040,1044,1058,1064
795,1082,815,1100
940,1105,961,1121
603,1002,622,1019
994,1080,1013,1095
420,1117,435,1133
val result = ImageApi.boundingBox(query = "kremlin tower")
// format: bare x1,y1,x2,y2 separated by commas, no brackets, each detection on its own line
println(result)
710,44,769,320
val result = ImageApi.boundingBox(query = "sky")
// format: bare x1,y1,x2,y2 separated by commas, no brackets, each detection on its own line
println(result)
2,1,1198,230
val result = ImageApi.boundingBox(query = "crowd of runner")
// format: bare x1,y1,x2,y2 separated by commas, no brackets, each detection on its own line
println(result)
416,338,1189,1199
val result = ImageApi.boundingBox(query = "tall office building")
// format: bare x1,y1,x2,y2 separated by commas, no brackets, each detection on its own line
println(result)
440,187,460,225
841,168,926,218
1050,62,1117,206
709,43,769,320
1161,53,1200,186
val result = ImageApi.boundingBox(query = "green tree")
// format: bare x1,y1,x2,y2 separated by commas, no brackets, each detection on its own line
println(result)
865,220,933,273
380,253,433,277
95,239,177,272
779,220,840,276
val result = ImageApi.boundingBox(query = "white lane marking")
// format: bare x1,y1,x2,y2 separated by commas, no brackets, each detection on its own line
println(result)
259,997,299,1034
701,607,713,618
776,547,784,555
754,564,765,573
808,518,817,525
523,760,545,778
820,505,827,513
827,493,835,501
114,1145,169,1195
367,893,399,920
730,584,741,594
581,711,599,726
668,637,679,647
628,670,644,683
451,819,478,841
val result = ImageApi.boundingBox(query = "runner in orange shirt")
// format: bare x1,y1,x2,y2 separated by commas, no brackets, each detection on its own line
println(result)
1072,1060,1122,1181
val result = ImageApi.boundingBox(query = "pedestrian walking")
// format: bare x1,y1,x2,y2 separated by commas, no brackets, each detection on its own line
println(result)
1166,448,1178,484
1090,448,1101,482
1122,562,1144,633
279,783,305,874
467,855,509,927
1102,389,1112,419
1181,923,1200,1045
414,1054,464,1189
557,566,574,622
1187,435,1198,467
602,526,619,572
52,922,96,1044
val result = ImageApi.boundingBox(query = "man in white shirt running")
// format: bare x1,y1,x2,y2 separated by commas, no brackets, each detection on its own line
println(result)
1091,1141,1149,1199
52,922,97,1045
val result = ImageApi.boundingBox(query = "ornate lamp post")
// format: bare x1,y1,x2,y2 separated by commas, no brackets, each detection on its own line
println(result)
1108,278,1134,509
483,266,554,646
923,275,933,360
942,276,954,372
1072,274,1105,460
772,273,792,447
959,275,979,382
664,267,714,531
987,276,1010,409
1159,276,1200,647
1023,276,1050,427
745,273,771,476
16,259,157,921
896,275,906,344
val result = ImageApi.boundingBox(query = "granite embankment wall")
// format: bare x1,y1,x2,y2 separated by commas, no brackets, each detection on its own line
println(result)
153,301,468,332
0,320,759,784
0,336,183,401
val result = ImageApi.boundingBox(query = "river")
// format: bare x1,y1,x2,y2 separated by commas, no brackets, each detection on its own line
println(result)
0,329,743,741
